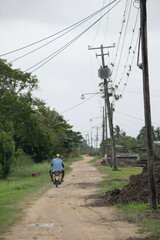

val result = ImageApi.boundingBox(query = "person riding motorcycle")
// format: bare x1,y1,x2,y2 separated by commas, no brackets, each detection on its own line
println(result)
49,154,65,182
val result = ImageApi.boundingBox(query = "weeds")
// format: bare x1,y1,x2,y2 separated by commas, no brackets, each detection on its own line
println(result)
92,157,160,238
0,154,82,235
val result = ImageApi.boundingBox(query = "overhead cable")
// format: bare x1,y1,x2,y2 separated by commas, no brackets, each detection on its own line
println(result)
60,95,96,114
115,110,159,125
113,0,133,84
25,0,121,73
0,0,118,58
110,0,129,74
117,88,160,98
92,0,106,45
9,0,117,63
117,7,139,88
120,28,140,95
103,0,110,44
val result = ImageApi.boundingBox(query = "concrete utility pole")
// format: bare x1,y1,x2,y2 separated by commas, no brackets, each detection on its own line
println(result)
89,45,117,169
87,133,90,146
102,106,105,157
91,130,93,148
92,126,99,150
140,0,158,209
96,126,99,150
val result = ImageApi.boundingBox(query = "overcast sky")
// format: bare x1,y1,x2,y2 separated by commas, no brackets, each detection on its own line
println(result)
0,0,160,146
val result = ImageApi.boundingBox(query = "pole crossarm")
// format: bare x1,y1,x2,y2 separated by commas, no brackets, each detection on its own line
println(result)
82,92,101,95
88,45,115,50
88,44,117,169
96,53,109,57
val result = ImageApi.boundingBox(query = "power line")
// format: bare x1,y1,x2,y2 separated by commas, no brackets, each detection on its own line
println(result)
115,110,144,121
9,1,117,64
92,0,106,45
117,8,139,88
103,0,110,44
117,88,160,98
115,110,159,125
112,0,133,84
60,95,96,114
110,0,129,75
0,0,117,58
120,28,140,95
24,0,121,73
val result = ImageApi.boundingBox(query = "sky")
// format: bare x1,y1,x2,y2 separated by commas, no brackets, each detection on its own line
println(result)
0,0,160,147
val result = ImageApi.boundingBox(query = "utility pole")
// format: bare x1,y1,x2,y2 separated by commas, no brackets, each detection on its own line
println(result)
89,44,117,169
140,0,157,209
92,126,99,150
96,126,99,150
87,133,90,146
91,130,93,148
102,106,105,157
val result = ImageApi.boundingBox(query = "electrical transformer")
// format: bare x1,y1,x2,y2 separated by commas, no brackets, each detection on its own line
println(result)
98,67,111,79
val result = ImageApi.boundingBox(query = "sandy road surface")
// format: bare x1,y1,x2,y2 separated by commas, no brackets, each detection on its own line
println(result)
2,156,147,240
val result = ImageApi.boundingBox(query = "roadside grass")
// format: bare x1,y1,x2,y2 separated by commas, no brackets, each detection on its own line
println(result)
117,203,160,238
0,155,82,235
91,156,160,238
88,155,100,163
63,156,83,173
0,161,50,235
97,164,142,195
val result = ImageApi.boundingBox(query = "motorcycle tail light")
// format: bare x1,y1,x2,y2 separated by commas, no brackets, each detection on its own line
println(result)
55,173,60,176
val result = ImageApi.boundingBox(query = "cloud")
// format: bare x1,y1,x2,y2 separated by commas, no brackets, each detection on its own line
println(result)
0,0,160,139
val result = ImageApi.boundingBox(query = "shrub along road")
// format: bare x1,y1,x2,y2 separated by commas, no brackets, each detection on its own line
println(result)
2,156,148,240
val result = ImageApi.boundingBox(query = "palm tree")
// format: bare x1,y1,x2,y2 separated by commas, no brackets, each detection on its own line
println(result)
137,126,156,144
114,125,125,139
155,127,160,140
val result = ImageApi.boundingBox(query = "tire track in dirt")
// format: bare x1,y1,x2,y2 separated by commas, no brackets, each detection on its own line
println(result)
2,156,148,240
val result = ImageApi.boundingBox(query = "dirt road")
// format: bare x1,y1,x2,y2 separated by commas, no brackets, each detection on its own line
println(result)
3,156,147,240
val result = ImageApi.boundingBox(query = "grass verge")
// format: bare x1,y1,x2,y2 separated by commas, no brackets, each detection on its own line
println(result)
91,156,160,239
0,155,82,235
117,203,160,238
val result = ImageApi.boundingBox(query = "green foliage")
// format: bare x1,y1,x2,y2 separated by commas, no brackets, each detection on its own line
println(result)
114,125,126,140
0,59,38,97
88,155,100,163
96,165,142,195
117,203,160,238
137,125,160,144
20,113,54,162
0,163,50,234
0,59,83,166
0,156,82,234
139,218,160,237
0,131,15,177
99,124,160,160
62,129,83,157
94,158,160,238
117,202,151,213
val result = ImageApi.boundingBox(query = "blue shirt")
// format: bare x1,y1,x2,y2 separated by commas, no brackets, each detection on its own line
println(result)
51,157,64,173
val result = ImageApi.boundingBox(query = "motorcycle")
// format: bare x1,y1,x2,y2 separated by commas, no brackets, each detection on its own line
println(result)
53,172,61,187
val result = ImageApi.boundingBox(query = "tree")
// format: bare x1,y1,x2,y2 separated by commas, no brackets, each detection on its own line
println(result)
62,129,83,157
20,113,54,162
155,127,160,140
116,135,139,153
0,59,83,164
0,59,38,98
137,126,156,144
114,125,126,140
0,131,15,177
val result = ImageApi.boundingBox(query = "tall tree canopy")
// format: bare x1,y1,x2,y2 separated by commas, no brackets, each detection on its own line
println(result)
0,59,83,174
0,59,38,98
